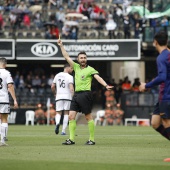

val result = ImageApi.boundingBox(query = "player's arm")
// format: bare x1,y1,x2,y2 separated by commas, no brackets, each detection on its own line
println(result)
8,83,18,109
51,83,56,95
57,39,74,68
69,83,74,97
94,74,113,90
145,58,167,89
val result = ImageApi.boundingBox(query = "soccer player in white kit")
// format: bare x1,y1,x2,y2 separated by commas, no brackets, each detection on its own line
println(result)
51,63,74,135
0,57,18,146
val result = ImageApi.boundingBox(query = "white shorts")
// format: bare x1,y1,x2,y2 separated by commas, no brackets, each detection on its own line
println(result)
0,104,10,114
56,100,71,111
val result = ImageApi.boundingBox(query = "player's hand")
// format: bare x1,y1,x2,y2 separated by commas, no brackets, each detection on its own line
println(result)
106,85,114,90
139,82,146,92
14,100,18,109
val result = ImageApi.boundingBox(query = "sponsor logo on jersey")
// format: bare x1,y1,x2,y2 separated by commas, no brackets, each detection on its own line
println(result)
31,42,58,57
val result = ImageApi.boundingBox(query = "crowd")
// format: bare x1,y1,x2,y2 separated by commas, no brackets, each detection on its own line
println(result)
0,0,169,39
13,71,55,94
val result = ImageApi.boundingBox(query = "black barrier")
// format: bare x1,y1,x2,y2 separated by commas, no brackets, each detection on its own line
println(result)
121,92,157,120
9,108,35,124
16,39,140,60
0,39,15,59
9,108,64,125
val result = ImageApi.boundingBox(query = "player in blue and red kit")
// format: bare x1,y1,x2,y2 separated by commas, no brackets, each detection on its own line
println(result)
139,31,170,141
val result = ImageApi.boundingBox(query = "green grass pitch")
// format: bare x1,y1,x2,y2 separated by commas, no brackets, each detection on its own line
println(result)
0,125,170,170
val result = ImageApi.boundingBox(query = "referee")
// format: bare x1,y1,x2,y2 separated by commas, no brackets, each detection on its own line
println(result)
57,39,113,145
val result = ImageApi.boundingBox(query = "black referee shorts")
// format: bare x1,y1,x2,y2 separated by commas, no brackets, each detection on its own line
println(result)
70,91,93,114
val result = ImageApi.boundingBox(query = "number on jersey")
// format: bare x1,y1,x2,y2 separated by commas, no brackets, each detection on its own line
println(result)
58,79,65,88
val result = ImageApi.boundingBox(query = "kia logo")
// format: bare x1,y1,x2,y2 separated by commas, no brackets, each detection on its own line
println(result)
31,42,58,57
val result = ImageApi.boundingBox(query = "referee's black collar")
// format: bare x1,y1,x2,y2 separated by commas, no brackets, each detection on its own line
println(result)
80,64,88,69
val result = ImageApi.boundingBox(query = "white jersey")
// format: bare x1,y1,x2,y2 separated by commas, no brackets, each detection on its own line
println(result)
53,72,73,101
0,68,13,103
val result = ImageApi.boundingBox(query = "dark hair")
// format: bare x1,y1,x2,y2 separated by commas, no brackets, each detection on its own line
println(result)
64,63,70,68
0,57,7,64
154,31,168,46
77,51,87,57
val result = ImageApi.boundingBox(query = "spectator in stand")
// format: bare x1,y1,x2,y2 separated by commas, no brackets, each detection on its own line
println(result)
98,11,106,29
40,75,48,94
29,0,37,6
45,25,60,39
45,25,52,39
56,7,65,30
113,4,123,25
14,71,20,88
114,103,124,125
18,1,28,11
35,104,46,125
25,74,33,93
33,11,42,29
123,15,130,39
78,2,90,19
68,0,77,10
90,3,100,19
161,16,169,29
49,13,56,23
32,75,41,92
133,13,140,39
106,18,117,39
47,74,55,87
132,78,140,92
56,0,63,8
51,25,60,39
70,25,78,40
23,14,30,29
0,12,4,31
122,77,131,91
9,11,17,31
4,0,15,12
18,75,25,90
107,10,113,20
122,0,131,15
62,24,71,39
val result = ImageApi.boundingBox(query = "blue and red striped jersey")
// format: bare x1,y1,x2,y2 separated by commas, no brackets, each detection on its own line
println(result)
145,49,170,101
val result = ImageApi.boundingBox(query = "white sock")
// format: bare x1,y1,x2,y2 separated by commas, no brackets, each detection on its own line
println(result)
1,123,8,143
0,119,1,135
55,114,61,125
62,115,68,133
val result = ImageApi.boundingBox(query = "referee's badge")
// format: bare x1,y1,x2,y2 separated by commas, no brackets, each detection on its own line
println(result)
81,75,85,80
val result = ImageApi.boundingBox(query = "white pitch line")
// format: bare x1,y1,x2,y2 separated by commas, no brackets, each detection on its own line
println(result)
8,134,159,137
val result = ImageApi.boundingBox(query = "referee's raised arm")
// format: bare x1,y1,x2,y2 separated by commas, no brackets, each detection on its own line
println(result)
57,39,74,68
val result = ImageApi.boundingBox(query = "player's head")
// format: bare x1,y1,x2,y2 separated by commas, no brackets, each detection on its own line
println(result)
153,31,168,49
64,63,73,74
77,51,87,67
0,57,7,68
